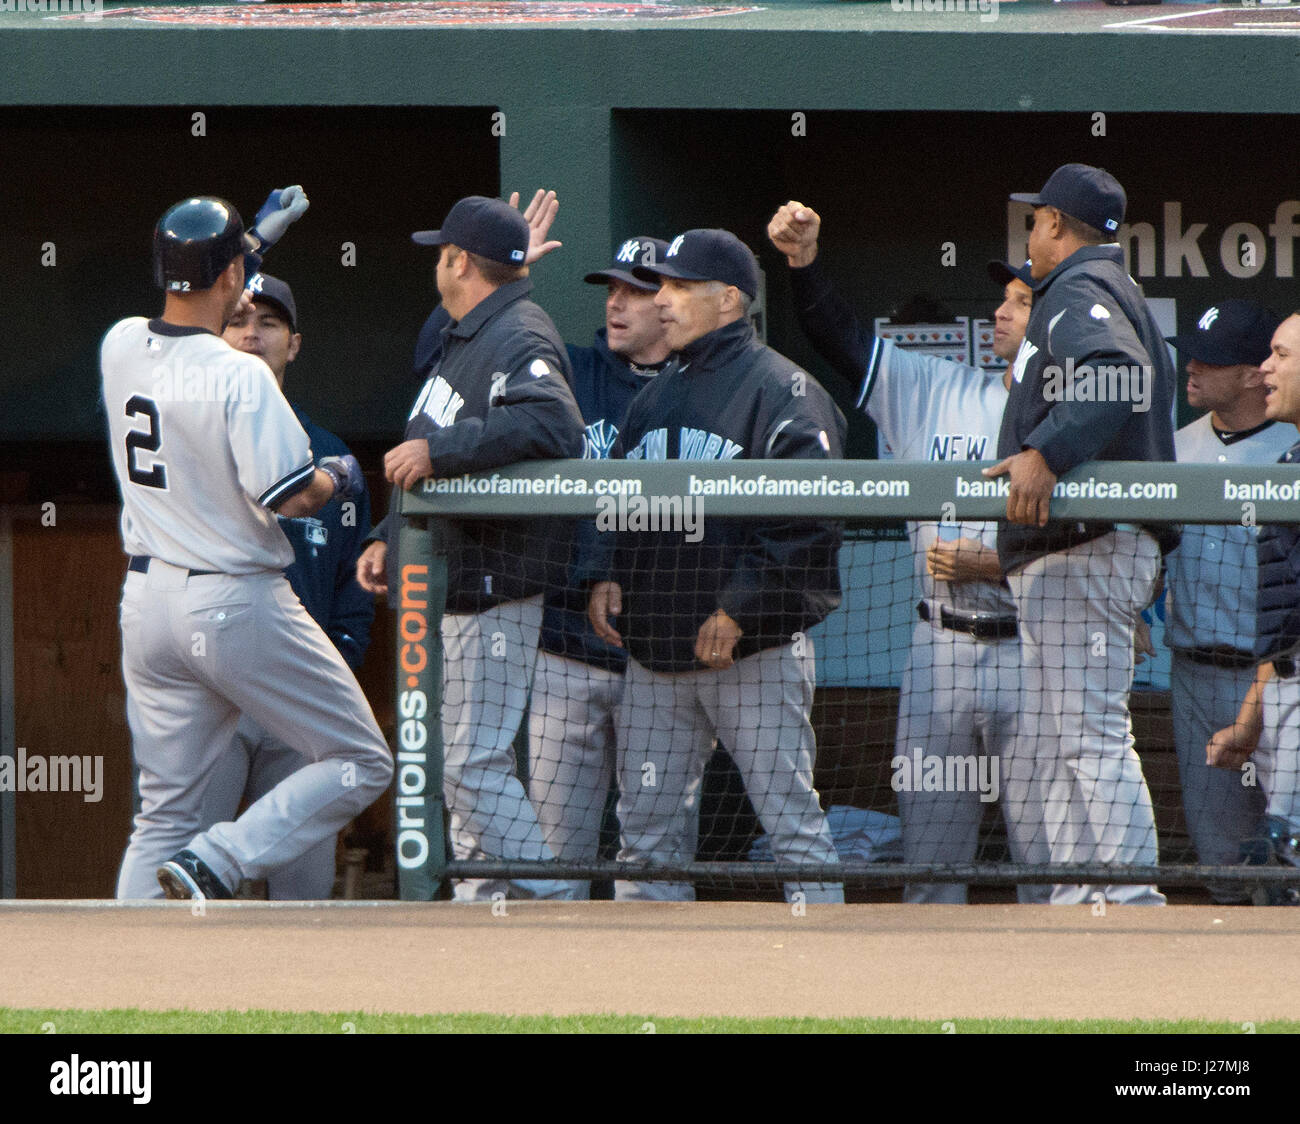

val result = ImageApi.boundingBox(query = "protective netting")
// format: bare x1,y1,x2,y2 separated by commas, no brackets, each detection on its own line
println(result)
393,460,1300,904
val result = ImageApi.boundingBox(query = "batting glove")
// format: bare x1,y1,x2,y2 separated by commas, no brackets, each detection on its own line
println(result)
250,185,310,250
319,454,364,499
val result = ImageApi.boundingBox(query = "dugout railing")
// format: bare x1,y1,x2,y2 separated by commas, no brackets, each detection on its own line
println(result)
391,459,1300,902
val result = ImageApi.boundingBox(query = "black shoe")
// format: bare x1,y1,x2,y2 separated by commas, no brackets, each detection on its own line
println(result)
1241,818,1300,905
157,850,233,901
1268,816,1300,868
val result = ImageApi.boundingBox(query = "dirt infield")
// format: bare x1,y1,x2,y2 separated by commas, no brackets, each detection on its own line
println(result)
2,902,1297,1021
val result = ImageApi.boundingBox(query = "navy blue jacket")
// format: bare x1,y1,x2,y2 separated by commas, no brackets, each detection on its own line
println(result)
581,316,846,673
539,331,662,672
1255,440,1300,664
372,279,586,611
996,245,1180,573
283,404,374,670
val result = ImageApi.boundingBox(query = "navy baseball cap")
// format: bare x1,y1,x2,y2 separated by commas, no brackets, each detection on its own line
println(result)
584,236,671,291
412,196,529,265
1011,164,1126,235
246,272,298,331
987,259,1034,288
632,228,760,299
1167,300,1281,367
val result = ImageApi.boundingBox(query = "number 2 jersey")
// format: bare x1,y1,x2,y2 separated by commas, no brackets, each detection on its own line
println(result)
101,317,315,574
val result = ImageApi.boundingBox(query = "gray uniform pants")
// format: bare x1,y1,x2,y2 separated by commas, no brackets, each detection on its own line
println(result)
1170,653,1264,902
614,641,843,904
1258,673,1300,834
896,619,1046,903
441,595,569,902
528,650,702,899
200,715,339,899
527,651,623,900
115,563,392,899
1006,529,1165,906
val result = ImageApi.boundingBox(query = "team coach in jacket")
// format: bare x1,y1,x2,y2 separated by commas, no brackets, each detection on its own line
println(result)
357,195,585,902
983,165,1178,906
586,228,845,904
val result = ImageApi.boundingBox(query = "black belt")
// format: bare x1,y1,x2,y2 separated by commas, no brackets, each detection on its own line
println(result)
1179,646,1258,671
128,555,219,578
917,600,1019,642
1275,657,1297,679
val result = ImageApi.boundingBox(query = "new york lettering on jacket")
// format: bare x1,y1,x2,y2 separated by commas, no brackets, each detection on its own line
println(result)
538,330,662,672
373,279,585,610
594,316,847,672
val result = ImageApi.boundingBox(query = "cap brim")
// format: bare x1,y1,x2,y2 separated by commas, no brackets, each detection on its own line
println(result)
583,269,660,291
1009,192,1044,206
1165,334,1249,367
411,229,447,246
251,295,296,330
631,263,709,285
987,260,1033,288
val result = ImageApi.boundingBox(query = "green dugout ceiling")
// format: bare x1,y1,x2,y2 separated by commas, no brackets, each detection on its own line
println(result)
1,5,1297,446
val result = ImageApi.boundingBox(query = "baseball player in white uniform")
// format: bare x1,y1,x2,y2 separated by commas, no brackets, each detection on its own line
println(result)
189,273,377,900
1163,300,1289,903
107,195,393,900
768,201,1047,903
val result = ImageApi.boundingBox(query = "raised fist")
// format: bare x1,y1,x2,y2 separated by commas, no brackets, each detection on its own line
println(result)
767,200,821,268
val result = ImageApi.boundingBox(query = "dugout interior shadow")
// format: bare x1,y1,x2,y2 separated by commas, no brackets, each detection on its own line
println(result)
0,105,499,445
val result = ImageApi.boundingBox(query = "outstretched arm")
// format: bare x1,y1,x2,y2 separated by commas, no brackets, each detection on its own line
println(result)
768,200,875,391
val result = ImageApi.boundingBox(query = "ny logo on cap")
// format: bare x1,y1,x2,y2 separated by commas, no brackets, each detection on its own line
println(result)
616,239,641,264
247,273,265,294
667,235,685,258
1198,307,1220,331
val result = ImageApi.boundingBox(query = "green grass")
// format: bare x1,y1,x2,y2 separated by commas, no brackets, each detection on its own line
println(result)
2,1008,1297,1034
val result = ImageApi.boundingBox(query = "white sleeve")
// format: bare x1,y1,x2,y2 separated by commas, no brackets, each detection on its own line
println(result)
226,358,315,508
859,339,954,461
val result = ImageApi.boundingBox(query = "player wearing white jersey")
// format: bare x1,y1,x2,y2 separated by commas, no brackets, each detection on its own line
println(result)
768,200,1046,903
107,196,392,900
1163,301,1289,903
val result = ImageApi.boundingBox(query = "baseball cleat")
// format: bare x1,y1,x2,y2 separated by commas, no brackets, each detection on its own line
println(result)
1266,817,1300,904
1267,816,1300,868
157,850,233,901
1241,818,1300,905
